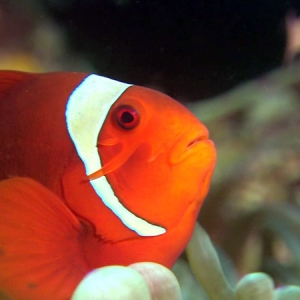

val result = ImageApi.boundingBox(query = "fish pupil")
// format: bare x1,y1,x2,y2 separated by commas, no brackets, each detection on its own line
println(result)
114,105,140,129
121,111,134,123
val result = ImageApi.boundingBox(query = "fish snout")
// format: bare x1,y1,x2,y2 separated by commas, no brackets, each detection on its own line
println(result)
169,126,212,165
186,132,209,149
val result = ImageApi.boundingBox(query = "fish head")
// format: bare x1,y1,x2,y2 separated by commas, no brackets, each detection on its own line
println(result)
62,75,216,266
97,85,216,231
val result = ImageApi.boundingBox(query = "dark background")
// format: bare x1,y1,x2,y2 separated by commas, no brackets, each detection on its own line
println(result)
43,0,300,100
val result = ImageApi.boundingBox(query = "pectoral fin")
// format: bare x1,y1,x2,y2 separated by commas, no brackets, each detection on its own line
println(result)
0,177,90,300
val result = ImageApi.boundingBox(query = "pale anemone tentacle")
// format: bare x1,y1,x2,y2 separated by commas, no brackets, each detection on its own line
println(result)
65,74,166,236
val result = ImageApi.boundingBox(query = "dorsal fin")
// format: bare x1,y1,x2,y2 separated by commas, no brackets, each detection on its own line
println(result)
0,70,37,98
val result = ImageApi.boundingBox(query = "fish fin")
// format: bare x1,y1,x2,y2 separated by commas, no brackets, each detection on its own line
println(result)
0,177,90,300
0,71,37,97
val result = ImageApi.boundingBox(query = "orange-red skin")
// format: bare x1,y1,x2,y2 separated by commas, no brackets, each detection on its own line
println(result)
0,71,216,299
0,72,88,192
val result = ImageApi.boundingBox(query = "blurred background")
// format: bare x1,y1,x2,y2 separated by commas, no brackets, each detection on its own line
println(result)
2,0,300,296
2,0,299,98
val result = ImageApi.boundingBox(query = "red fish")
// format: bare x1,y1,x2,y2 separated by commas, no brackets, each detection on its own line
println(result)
0,71,216,299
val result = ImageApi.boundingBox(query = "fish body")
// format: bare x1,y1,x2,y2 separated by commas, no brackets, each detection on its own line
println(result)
0,71,216,299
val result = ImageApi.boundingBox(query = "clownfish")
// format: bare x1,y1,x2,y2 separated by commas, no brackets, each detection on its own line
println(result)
0,71,216,299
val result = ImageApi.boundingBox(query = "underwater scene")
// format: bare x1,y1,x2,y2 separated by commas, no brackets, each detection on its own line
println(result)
1,1,300,299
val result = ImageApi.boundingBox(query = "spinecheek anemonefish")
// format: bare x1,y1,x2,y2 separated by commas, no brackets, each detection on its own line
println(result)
0,71,216,300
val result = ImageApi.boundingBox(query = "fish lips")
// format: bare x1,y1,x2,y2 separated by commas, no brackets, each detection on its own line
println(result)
168,126,214,165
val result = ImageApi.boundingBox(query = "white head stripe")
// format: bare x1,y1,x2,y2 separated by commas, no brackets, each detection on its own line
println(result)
66,74,166,236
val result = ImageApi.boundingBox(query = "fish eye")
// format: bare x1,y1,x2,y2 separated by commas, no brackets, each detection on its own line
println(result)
114,105,140,130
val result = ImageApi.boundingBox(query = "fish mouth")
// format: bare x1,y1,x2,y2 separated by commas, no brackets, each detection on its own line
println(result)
186,133,208,149
169,127,210,164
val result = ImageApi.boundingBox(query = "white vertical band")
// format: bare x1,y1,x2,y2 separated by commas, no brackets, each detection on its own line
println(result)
66,75,166,236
